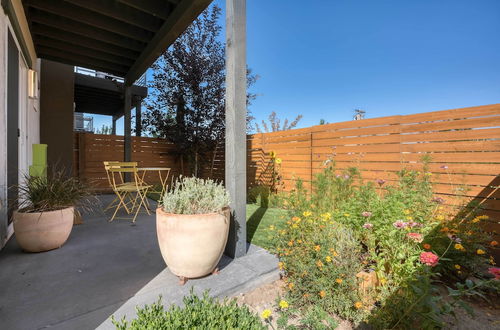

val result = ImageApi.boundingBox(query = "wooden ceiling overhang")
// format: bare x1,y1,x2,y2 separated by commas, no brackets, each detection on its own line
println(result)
22,0,212,85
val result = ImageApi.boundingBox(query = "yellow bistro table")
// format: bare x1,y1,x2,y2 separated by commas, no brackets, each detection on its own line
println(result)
137,167,171,200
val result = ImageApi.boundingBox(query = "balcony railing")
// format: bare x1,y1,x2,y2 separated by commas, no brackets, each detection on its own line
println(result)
74,67,147,87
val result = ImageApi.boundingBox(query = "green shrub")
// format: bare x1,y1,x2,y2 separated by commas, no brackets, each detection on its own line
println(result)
17,169,93,213
271,158,496,327
162,177,230,214
112,290,266,329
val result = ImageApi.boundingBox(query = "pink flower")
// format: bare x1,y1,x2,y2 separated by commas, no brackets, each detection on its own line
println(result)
393,220,408,229
362,211,372,217
488,267,500,280
407,232,423,243
363,223,373,229
408,221,422,228
420,252,439,267
376,179,386,186
440,165,448,170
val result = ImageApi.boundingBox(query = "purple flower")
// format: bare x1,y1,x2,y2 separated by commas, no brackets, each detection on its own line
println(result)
376,179,386,186
440,165,448,170
363,223,373,229
343,174,350,179
432,197,445,204
362,211,372,217
447,234,462,243
408,221,422,228
393,220,408,229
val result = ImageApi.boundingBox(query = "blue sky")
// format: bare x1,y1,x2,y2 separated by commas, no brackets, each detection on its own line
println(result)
96,0,500,134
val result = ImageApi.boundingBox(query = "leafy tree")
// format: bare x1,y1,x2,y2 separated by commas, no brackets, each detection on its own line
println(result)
143,5,257,177
254,111,302,133
95,124,112,135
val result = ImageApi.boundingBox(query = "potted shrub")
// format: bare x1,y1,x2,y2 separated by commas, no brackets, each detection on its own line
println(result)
156,177,230,283
13,170,93,252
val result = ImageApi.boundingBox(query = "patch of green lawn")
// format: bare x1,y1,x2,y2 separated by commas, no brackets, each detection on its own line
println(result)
246,203,288,250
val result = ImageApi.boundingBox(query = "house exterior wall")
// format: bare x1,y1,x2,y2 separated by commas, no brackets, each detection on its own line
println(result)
39,59,74,173
0,5,40,248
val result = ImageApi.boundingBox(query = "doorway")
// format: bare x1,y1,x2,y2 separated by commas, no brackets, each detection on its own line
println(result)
7,31,19,221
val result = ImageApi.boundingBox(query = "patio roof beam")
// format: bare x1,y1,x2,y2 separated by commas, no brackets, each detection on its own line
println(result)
24,0,153,41
125,0,212,85
62,0,163,33
32,24,139,60
224,0,247,258
35,36,135,67
29,9,146,52
37,46,129,76
116,0,172,21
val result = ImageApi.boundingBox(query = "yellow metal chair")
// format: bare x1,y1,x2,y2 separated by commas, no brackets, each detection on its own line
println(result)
108,165,152,223
103,161,137,212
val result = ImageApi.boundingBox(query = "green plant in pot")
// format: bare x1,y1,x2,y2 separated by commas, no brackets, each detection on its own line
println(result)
156,177,230,284
13,170,93,252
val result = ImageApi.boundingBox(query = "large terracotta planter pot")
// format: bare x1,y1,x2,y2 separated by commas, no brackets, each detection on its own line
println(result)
156,207,230,278
13,207,74,253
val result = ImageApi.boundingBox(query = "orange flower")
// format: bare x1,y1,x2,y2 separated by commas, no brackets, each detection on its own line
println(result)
491,241,498,247
288,282,294,290
354,301,363,309
335,278,343,284
423,243,431,250
319,291,326,298
316,260,324,268
440,227,449,232
314,245,321,251
288,240,294,246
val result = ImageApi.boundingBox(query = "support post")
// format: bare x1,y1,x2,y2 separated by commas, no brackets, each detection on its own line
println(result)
124,86,132,169
225,0,247,258
135,98,142,137
111,115,117,135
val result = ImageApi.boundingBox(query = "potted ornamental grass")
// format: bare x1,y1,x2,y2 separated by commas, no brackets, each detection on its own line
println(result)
13,170,93,252
156,177,230,282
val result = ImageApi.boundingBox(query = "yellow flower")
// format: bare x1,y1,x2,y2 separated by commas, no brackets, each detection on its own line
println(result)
297,239,303,244
275,158,282,164
269,151,276,158
344,213,350,217
403,209,411,215
454,264,461,270
477,249,486,255
261,309,272,319
314,245,321,251
380,278,387,285
292,224,298,229
354,301,363,309
319,290,326,298
279,300,289,309
335,278,343,284
406,216,413,221
288,282,294,290
268,225,275,231
472,218,480,223
303,211,312,217
435,215,445,221
454,243,465,251
325,256,332,263
316,260,324,268
321,212,331,220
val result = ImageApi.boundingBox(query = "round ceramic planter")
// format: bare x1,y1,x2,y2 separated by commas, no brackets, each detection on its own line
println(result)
13,207,74,253
156,207,230,278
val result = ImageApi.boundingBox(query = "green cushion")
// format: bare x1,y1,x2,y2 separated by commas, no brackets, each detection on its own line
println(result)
32,144,47,166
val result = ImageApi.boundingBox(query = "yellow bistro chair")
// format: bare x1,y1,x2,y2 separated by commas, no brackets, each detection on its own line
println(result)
108,165,152,223
103,161,137,212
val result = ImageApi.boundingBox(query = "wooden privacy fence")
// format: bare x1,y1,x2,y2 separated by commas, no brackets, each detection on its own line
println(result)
242,104,500,237
75,104,499,236
74,133,183,191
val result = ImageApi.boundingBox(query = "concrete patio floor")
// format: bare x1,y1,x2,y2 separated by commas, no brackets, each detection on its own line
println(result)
0,195,279,330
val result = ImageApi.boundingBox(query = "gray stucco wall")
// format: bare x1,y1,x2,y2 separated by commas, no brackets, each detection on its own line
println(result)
40,59,74,173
